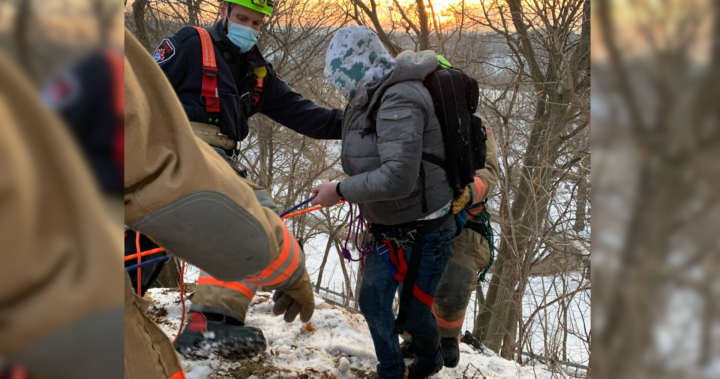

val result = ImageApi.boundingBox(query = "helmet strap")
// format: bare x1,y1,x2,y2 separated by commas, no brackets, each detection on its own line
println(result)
224,2,232,30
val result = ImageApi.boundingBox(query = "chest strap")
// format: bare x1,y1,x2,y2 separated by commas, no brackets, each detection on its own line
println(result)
192,26,221,124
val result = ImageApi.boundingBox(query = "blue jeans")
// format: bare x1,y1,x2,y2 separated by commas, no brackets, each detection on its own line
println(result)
359,221,456,379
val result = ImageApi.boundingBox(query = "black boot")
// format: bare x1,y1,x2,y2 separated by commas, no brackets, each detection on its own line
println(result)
407,362,443,379
400,339,417,359
407,360,443,379
174,311,267,360
441,337,460,368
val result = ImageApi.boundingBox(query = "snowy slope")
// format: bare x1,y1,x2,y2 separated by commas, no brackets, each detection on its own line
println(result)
147,289,556,379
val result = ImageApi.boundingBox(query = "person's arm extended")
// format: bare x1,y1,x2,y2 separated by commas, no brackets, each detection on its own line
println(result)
259,73,342,140
338,83,426,203
125,29,313,321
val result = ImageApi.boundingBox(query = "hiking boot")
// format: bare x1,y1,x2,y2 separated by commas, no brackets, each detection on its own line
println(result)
441,337,460,368
174,311,267,360
460,331,486,353
400,340,417,359
407,360,443,379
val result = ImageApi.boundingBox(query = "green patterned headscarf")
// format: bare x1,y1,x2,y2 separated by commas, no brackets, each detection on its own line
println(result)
324,25,396,107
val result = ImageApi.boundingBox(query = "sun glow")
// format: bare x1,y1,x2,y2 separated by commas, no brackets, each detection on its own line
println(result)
391,0,462,27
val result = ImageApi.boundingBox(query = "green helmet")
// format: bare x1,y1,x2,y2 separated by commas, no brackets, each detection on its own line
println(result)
224,0,273,17
438,55,452,68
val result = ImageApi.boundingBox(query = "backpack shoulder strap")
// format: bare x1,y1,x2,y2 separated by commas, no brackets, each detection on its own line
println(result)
192,26,221,124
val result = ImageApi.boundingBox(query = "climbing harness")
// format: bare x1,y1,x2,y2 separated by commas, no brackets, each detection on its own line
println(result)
201,24,268,151
193,26,221,124
370,213,453,334
336,202,454,332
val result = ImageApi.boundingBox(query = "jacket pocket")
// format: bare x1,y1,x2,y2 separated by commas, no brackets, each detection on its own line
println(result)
377,109,412,121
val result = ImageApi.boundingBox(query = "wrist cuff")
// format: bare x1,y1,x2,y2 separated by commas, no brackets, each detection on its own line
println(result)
336,182,344,199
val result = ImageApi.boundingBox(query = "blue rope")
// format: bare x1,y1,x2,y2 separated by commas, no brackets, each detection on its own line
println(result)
279,196,316,218
125,255,171,271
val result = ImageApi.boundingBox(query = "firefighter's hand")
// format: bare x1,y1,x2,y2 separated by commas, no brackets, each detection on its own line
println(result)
452,186,472,214
272,270,315,323
311,182,342,208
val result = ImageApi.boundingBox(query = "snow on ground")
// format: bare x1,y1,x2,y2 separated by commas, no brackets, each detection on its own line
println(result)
147,288,557,379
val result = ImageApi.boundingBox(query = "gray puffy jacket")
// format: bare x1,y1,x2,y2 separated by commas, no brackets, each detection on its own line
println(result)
338,51,452,225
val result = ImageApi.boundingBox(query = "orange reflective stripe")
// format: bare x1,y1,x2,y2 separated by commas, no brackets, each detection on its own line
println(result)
246,224,299,286
472,178,481,203
468,205,484,217
473,177,486,203
432,307,465,329
192,27,216,68
169,371,186,379
197,277,255,299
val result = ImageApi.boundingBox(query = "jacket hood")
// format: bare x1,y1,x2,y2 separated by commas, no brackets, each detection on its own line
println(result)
384,50,439,86
363,50,438,109
324,25,396,107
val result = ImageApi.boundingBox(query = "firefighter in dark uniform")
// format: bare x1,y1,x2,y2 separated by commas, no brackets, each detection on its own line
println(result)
42,50,125,200
142,0,342,360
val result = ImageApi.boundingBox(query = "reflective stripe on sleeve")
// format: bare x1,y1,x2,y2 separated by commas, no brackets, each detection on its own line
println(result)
432,307,465,329
244,223,300,287
196,275,257,299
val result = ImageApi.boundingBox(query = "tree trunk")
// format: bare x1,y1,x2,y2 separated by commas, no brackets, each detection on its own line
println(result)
93,0,113,46
501,290,519,360
132,0,150,49
354,259,363,311
475,259,504,342
15,0,32,75
314,233,335,293
415,0,430,50
186,0,199,25
334,239,354,307
472,282,485,335
574,175,589,232
155,257,182,288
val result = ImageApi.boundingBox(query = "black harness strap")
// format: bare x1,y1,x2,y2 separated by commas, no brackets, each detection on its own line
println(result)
394,230,426,334
372,212,453,334
419,162,428,213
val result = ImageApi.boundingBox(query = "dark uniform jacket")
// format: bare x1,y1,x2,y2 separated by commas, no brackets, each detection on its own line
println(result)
153,21,342,142
43,51,124,196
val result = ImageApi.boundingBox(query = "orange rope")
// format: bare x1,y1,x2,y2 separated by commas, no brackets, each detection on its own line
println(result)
281,200,346,219
135,233,142,296
173,260,186,345
124,247,166,261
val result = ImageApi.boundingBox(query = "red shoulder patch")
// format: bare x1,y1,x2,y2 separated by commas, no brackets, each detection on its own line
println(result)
152,38,176,64
42,70,78,110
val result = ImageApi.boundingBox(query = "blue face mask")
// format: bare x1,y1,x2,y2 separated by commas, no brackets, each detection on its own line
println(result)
227,21,259,53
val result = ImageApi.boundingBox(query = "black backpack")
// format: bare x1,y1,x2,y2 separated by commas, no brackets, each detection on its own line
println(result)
364,58,488,212
422,64,487,191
